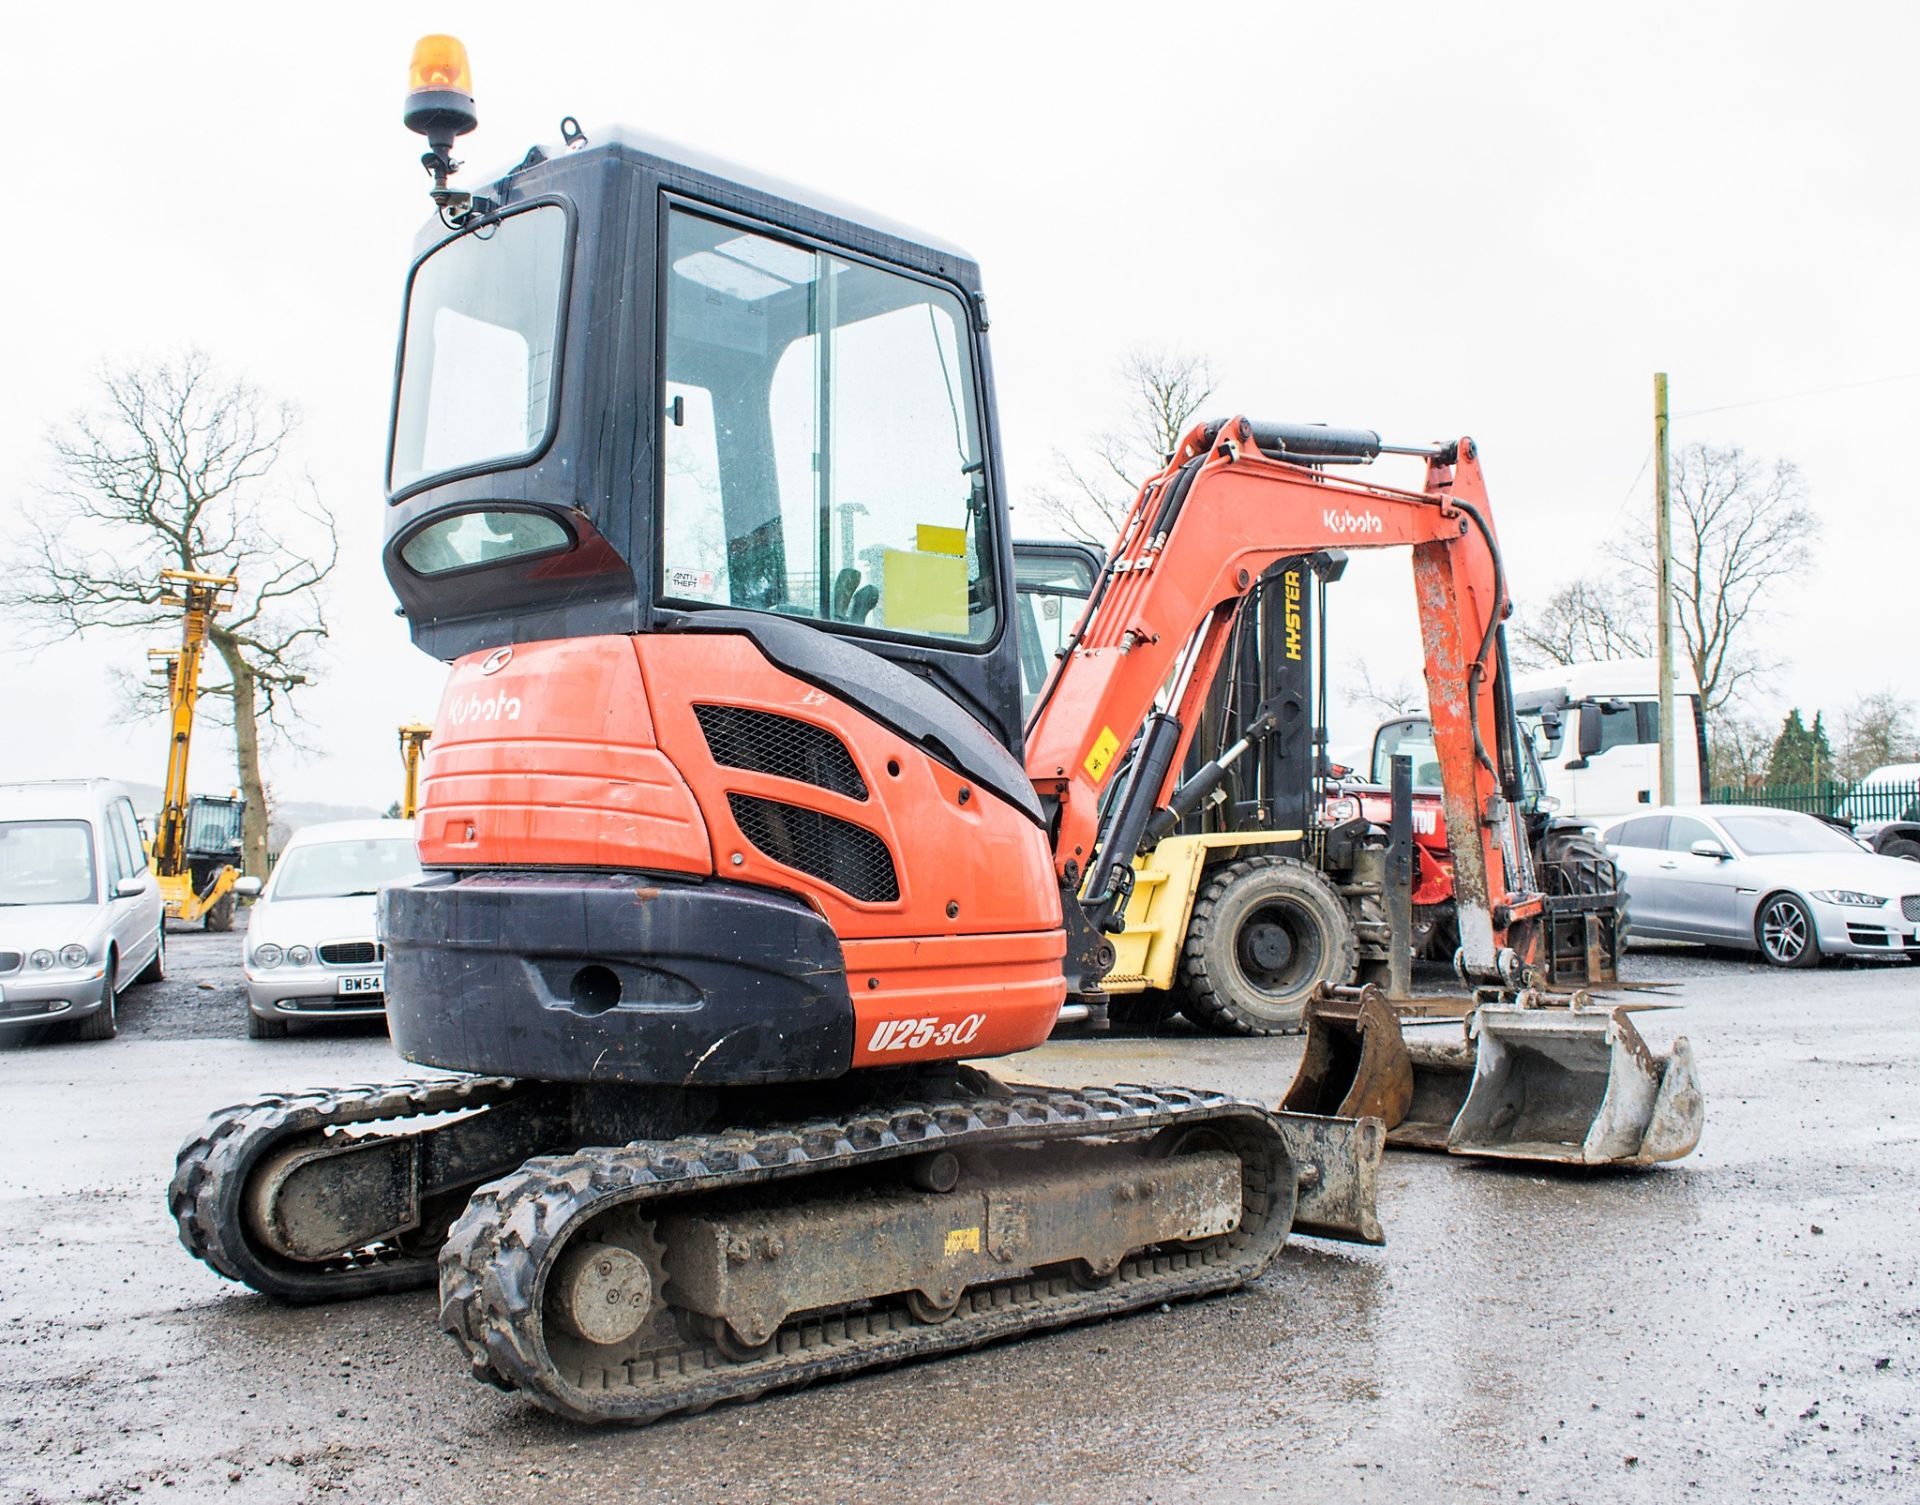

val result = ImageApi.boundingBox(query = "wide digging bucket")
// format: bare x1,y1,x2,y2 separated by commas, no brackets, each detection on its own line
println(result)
1445,1004,1704,1166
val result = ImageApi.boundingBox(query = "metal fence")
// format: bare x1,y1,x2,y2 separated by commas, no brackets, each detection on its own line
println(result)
1709,781,1920,823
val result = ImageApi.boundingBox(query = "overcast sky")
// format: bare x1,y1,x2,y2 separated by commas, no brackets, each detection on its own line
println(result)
2,2,1914,806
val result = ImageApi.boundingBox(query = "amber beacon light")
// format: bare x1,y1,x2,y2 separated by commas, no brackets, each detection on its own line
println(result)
404,35,479,211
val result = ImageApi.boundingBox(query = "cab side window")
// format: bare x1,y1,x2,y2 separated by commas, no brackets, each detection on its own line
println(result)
1593,702,1657,753
114,799,149,875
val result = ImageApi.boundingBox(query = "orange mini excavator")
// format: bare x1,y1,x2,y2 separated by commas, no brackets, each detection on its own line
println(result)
171,36,1700,1424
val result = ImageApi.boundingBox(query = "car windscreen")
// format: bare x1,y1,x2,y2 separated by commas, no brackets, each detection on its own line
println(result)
269,839,424,901
0,820,97,905
1718,811,1864,857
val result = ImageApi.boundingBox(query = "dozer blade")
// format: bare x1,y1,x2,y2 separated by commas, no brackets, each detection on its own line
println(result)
1445,1003,1704,1166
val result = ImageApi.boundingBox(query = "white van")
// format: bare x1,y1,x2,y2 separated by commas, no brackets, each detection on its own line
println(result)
0,779,167,1041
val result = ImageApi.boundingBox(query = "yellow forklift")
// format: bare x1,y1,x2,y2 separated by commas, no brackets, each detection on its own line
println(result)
397,723,432,818
147,570,246,931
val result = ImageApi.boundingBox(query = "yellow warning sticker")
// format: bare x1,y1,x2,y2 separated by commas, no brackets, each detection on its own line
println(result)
944,1226,982,1256
1083,726,1121,783
916,523,968,557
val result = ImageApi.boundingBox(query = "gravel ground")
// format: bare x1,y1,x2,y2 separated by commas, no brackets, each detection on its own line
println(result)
1,927,1916,1504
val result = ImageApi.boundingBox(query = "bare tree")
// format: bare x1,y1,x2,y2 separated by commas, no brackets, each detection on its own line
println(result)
5,350,337,876
1509,577,1651,670
1611,443,1818,715
1511,442,1816,724
1032,346,1215,545
1837,689,1920,781
1343,660,1422,718
1705,705,1774,791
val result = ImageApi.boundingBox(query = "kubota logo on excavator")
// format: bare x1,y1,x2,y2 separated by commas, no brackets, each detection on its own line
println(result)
1322,507,1383,535
447,688,522,726
1283,569,1304,661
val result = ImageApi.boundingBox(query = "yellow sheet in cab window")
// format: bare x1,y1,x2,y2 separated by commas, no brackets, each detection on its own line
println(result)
883,547,969,636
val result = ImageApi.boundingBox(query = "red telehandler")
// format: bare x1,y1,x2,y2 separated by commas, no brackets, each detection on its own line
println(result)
170,36,1701,1424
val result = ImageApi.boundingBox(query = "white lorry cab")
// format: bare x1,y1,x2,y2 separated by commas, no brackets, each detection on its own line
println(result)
1512,657,1707,826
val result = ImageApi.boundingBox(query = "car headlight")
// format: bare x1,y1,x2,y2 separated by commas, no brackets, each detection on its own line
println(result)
1810,889,1887,908
29,949,55,970
58,943,90,968
286,944,313,966
253,943,284,968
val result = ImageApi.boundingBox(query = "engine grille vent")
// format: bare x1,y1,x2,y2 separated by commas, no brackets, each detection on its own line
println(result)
319,941,383,966
694,705,868,801
1903,895,1920,923
726,793,899,904
0,951,19,973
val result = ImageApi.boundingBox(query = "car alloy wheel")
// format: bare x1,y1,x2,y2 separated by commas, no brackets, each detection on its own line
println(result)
1758,894,1817,968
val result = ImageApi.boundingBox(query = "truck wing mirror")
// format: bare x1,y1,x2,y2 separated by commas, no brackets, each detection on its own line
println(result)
1576,704,1604,759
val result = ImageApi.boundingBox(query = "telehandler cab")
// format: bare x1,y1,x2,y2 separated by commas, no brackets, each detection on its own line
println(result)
171,36,1702,1424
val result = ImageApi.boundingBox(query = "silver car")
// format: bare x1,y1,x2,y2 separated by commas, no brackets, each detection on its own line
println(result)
0,779,167,1041
240,819,422,1038
1605,805,1920,967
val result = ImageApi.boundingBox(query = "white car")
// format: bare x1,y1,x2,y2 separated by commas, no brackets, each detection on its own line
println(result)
0,779,167,1041
1605,805,1920,967
240,819,423,1038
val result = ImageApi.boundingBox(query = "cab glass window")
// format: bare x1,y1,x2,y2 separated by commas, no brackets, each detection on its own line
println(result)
1372,719,1443,787
391,205,569,493
1013,548,1096,711
400,509,572,576
659,209,996,644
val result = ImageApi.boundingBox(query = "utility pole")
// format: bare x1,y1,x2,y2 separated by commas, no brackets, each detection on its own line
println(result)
1654,372,1676,805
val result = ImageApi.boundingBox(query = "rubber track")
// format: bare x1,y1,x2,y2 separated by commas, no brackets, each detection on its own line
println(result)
440,1083,1294,1424
170,1075,531,1303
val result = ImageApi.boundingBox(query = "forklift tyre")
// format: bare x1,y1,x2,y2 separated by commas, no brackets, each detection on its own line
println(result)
1174,857,1358,1036
205,893,236,933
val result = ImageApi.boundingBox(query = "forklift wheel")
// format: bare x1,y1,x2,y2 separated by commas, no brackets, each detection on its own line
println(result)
1173,857,1358,1036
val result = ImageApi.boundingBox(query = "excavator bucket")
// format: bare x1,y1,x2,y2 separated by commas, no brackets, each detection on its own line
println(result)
1446,1002,1704,1165
1279,988,1413,1125
1281,987,1705,1167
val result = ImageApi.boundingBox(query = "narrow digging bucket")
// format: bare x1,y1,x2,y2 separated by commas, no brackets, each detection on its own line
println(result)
1279,988,1414,1127
1446,1004,1704,1165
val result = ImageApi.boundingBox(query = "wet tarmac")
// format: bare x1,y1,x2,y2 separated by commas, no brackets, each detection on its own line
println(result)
1,932,1915,1503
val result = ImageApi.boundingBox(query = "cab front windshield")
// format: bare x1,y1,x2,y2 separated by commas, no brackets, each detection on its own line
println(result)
270,839,425,902
1371,716,1546,802
659,209,997,643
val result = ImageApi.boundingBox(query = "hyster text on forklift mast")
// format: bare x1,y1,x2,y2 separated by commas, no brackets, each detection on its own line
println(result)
169,36,1702,1426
